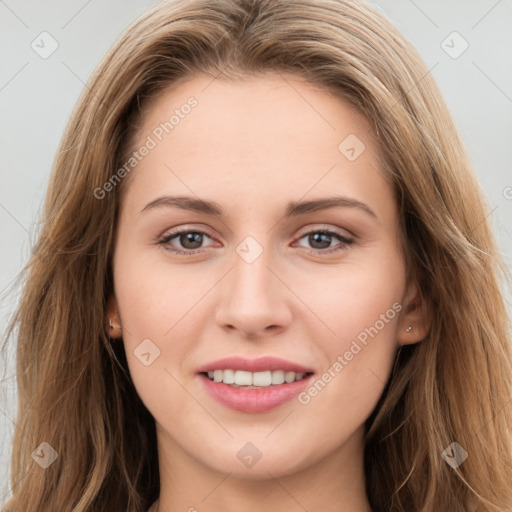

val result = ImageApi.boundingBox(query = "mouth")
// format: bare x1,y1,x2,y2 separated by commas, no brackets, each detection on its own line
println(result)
196,356,316,413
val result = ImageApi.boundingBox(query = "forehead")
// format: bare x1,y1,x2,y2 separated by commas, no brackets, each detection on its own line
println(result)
134,71,379,152
122,72,393,223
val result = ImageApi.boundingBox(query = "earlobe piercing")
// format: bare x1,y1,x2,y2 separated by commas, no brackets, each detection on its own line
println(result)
109,318,121,332
405,325,412,332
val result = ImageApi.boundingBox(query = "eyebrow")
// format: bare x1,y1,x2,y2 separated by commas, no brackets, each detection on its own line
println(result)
139,195,378,220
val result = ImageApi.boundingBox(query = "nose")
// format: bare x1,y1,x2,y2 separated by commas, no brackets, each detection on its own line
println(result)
214,244,293,339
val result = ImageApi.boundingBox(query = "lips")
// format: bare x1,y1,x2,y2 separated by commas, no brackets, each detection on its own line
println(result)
196,356,316,413
196,356,315,374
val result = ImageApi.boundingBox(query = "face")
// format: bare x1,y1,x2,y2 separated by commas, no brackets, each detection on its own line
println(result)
108,72,425,480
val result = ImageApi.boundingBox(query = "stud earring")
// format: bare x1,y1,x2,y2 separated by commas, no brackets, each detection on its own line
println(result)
405,325,412,332
109,318,121,332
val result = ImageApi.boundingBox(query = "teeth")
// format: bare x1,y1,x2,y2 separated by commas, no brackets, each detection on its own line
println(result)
271,370,284,385
252,371,271,387
285,371,296,383
205,369,309,387
222,369,235,384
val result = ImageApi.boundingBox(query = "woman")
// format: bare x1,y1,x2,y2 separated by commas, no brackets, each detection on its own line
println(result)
3,0,512,510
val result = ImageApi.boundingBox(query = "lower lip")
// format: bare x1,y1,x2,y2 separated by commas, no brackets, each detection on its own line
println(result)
198,373,314,413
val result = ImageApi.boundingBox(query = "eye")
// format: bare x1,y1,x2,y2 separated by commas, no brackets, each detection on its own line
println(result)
294,229,355,254
157,229,215,255
156,227,355,256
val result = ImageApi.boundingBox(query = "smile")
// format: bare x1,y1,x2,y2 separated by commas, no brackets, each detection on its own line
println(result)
198,371,315,413
204,369,312,388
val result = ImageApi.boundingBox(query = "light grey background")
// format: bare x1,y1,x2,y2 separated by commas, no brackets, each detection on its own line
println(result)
1,0,511,504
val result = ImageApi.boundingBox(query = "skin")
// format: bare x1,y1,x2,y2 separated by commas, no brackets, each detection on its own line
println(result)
106,72,430,512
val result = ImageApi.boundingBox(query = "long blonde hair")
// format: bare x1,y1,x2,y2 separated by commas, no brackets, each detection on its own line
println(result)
3,0,511,510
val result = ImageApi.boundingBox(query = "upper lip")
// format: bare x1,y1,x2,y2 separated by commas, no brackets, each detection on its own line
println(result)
196,356,315,374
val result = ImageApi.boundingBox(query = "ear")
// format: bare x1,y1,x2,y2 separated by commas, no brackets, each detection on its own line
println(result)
396,278,432,346
105,294,123,339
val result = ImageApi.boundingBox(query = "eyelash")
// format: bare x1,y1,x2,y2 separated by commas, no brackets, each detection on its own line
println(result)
156,227,355,256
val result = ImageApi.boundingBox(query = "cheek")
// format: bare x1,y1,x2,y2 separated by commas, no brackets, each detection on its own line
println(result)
111,245,189,392
299,299,400,443
298,248,404,412
306,251,404,349
112,241,197,340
